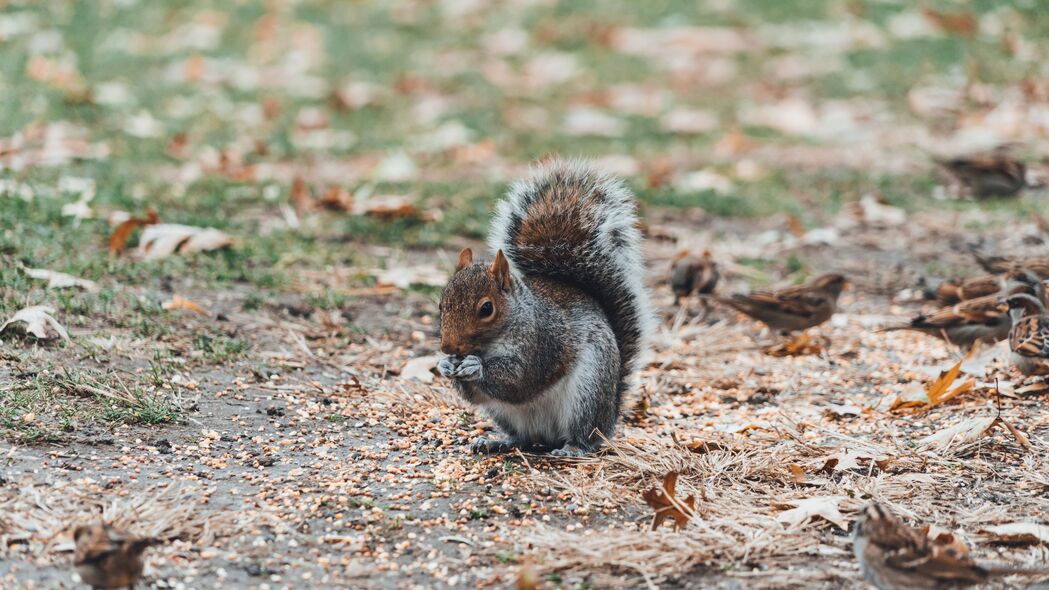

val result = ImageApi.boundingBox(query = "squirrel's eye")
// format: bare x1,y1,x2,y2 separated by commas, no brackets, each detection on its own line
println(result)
478,301,494,319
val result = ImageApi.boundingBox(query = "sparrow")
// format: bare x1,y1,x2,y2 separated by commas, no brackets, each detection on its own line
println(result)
853,502,1049,590
714,273,847,333
669,250,719,305
936,147,1026,198
930,268,1043,305
971,251,1049,280
1005,292,1049,376
884,274,1044,349
882,294,1011,349
73,523,160,589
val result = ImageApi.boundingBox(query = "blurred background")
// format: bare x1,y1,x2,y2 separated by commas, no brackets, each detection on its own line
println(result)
2,0,1048,294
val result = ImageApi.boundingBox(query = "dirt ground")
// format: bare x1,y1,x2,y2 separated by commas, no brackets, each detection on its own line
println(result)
4,206,1049,589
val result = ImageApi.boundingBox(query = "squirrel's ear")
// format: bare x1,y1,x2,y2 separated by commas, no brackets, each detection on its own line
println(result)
490,250,512,290
456,248,473,271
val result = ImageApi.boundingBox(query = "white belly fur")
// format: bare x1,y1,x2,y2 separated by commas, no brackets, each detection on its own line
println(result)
481,344,596,446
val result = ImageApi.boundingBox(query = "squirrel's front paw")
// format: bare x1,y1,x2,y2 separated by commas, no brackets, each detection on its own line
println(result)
451,355,484,381
470,436,515,455
437,355,461,378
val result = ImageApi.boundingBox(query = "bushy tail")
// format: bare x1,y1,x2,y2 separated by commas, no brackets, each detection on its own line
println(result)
489,159,654,379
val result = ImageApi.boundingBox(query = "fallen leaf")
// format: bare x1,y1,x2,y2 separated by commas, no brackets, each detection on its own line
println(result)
401,355,441,383
785,214,807,238
290,176,313,213
922,8,977,36
1015,382,1049,396
814,450,890,473
23,268,97,291
642,471,696,531
515,560,541,590
0,305,70,341
109,209,159,254
318,186,353,211
856,194,906,227
162,295,208,315
137,224,232,260
979,523,1049,546
917,412,1031,451
918,416,996,450
888,381,928,411
681,440,732,454
998,416,1032,450
775,496,847,530
355,194,428,220
873,458,894,471
892,355,978,412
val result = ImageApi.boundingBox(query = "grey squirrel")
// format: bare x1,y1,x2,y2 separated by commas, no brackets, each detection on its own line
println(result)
437,159,654,457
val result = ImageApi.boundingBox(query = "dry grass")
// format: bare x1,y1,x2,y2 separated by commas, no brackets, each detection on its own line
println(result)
0,478,272,563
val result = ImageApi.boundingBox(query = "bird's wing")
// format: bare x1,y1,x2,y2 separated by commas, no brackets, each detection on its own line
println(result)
1011,316,1049,358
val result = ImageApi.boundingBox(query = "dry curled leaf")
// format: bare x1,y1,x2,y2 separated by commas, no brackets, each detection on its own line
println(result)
922,8,977,36
788,464,806,484
891,355,977,412
1015,381,1049,396
775,496,846,530
681,440,731,455
290,176,313,213
23,268,97,292
979,523,1049,547
109,208,159,254
137,224,232,260
1,305,70,342
162,295,208,315
642,471,696,531
918,412,1031,451
515,561,541,590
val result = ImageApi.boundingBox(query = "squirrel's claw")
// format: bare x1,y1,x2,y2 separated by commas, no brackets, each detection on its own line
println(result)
451,355,484,381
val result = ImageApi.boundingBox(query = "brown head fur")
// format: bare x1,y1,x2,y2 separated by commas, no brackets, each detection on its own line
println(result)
810,273,848,297
440,248,514,356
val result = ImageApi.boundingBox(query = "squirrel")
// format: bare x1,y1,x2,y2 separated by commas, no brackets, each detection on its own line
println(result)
437,159,654,457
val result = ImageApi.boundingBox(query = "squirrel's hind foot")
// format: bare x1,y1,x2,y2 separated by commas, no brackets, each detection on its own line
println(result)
550,444,589,458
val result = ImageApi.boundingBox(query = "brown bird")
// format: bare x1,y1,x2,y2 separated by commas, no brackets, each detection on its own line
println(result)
885,273,1043,349
1005,292,1049,376
931,268,1043,305
936,147,1026,198
853,503,1049,590
669,250,719,305
715,273,847,333
971,251,1049,280
73,523,159,589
